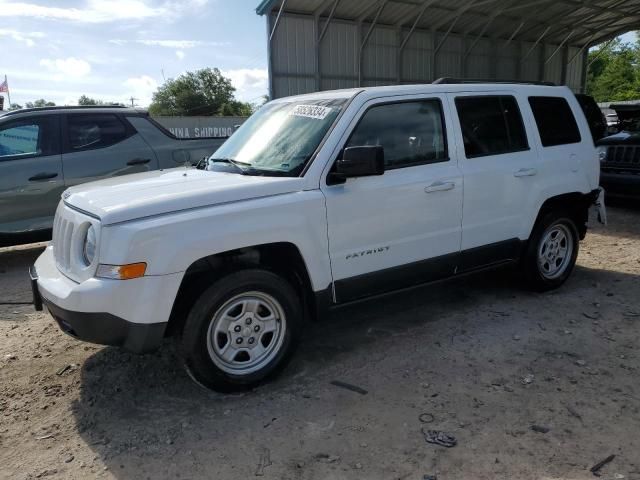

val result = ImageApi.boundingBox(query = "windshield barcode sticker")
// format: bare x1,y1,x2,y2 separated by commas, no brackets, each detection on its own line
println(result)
290,104,332,120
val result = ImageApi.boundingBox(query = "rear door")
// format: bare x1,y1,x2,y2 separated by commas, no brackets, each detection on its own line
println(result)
0,115,64,235
449,92,539,268
61,113,158,187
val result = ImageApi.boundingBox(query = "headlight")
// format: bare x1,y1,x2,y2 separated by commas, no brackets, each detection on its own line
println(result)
83,225,96,265
597,146,608,163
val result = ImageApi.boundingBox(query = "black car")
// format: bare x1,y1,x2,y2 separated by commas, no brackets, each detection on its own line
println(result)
597,103,640,199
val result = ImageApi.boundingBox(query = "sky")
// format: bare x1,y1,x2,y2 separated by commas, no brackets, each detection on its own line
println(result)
0,1,636,109
0,0,269,107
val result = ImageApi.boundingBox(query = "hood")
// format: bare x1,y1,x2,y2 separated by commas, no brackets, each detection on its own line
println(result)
64,168,305,225
597,130,640,146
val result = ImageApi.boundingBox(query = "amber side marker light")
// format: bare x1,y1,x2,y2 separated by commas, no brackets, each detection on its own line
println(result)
96,263,147,280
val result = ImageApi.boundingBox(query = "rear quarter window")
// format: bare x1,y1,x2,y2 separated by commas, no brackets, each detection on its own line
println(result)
528,96,581,147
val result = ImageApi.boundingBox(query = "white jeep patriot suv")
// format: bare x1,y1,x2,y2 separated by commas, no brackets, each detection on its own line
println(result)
31,82,606,392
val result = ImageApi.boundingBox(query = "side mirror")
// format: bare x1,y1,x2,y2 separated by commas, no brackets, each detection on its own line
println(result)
333,146,384,181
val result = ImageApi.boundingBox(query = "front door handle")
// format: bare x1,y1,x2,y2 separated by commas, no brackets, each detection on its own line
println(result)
425,181,456,193
28,172,58,181
513,168,537,177
127,158,151,166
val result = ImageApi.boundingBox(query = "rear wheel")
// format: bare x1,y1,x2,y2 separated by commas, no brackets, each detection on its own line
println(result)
180,269,302,392
522,212,579,291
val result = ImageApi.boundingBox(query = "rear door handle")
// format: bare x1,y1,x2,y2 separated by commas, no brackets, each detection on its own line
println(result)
513,168,538,177
127,158,151,166
425,181,456,193
28,172,58,181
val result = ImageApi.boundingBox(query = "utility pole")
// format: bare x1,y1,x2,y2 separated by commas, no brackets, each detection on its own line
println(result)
129,97,138,107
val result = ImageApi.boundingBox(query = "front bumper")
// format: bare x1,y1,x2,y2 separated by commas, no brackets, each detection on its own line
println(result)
600,171,640,199
32,246,183,353
43,297,166,353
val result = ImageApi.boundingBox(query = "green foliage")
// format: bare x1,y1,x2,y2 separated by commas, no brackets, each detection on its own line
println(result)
78,95,124,106
149,68,253,116
25,99,56,108
586,36,640,102
9,103,22,110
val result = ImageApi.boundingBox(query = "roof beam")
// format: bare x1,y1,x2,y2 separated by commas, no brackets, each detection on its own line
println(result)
588,24,640,48
521,25,551,62
503,21,524,47
430,0,500,32
317,0,340,43
399,0,437,50
545,30,574,64
558,0,640,18
514,9,600,43
268,0,287,41
567,32,597,63
583,11,640,31
357,0,386,23
463,15,497,59
313,0,337,17
358,0,388,85
396,0,437,28
587,37,617,68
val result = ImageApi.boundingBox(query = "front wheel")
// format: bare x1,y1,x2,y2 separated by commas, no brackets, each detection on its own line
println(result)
180,269,302,392
522,212,579,291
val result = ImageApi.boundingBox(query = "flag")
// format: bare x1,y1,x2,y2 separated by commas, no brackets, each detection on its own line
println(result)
0,77,7,93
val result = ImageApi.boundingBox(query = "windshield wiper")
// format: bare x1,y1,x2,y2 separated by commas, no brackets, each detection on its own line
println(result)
209,157,250,174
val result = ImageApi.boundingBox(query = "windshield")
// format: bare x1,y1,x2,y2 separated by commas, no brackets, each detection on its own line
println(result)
207,98,347,176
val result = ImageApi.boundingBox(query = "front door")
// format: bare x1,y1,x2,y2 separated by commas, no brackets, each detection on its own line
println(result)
0,115,64,236
321,95,463,303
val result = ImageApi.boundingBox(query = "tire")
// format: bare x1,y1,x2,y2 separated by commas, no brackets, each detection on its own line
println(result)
522,211,580,292
180,269,302,392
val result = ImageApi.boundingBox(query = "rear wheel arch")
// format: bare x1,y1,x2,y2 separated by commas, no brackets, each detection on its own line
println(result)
165,242,316,338
530,192,591,240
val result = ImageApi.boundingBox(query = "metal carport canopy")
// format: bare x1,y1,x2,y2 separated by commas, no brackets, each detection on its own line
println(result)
256,0,640,99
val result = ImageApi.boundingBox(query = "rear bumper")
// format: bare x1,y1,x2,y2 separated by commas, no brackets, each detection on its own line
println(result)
33,246,183,353
600,171,640,198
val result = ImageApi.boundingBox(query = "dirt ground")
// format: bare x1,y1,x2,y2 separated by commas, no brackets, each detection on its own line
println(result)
1,205,640,480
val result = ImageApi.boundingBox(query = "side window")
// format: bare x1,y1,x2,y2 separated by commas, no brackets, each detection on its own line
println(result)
0,117,57,160
67,114,129,151
455,96,528,158
528,96,581,147
345,100,448,169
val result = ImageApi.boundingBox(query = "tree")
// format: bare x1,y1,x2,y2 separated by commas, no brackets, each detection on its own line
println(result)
25,99,56,108
78,95,102,106
78,95,124,106
149,68,253,116
586,36,640,102
9,103,22,110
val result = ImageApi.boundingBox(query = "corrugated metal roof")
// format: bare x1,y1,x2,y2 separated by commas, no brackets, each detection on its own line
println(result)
257,0,640,47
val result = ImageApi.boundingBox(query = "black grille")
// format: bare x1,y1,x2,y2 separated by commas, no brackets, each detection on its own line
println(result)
605,146,640,170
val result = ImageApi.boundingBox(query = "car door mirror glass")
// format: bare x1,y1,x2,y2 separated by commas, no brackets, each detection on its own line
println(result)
335,146,384,178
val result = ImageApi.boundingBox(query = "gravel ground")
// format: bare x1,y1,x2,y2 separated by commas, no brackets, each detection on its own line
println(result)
1,205,639,480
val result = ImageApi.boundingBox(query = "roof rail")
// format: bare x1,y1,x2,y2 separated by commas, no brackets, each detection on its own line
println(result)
1,105,130,117
433,77,557,86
